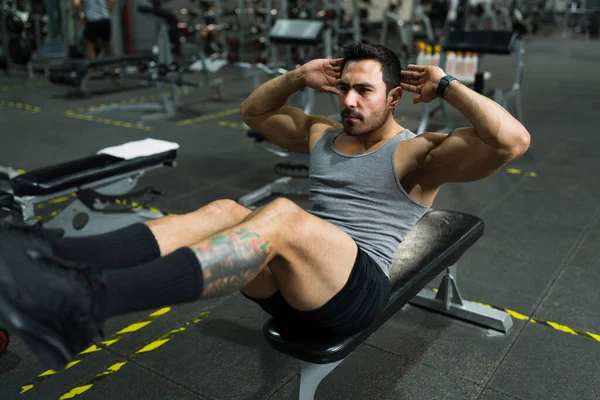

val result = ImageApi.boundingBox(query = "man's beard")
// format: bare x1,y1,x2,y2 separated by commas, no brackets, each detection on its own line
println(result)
341,108,388,137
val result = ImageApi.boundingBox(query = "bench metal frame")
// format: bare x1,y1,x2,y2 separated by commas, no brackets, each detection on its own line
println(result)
1,148,175,237
11,166,165,237
291,263,513,400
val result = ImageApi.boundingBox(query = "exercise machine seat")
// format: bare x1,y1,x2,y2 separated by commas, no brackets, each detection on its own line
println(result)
263,210,484,364
268,19,326,46
10,151,177,197
442,30,518,55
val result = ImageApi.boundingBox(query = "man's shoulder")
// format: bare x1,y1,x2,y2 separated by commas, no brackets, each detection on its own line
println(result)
397,131,447,151
394,132,448,175
308,118,343,150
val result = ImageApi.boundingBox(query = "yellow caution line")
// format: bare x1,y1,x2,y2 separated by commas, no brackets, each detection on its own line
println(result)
0,100,41,113
176,108,240,126
63,109,152,131
430,287,600,343
20,307,172,395
59,312,210,399
217,120,248,130
506,168,538,177
0,81,50,92
94,88,193,110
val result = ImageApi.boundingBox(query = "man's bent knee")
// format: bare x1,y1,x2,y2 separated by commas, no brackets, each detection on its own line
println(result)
262,197,305,223
200,199,251,221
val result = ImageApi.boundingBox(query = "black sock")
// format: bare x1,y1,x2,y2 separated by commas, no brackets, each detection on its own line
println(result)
53,223,161,268
98,247,203,320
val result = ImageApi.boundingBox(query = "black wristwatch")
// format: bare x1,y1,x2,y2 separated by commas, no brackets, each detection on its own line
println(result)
436,75,458,100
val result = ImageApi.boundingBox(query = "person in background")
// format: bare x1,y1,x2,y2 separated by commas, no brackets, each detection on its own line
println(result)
73,0,114,58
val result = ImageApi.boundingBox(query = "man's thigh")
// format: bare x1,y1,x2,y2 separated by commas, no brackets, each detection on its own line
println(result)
271,209,358,312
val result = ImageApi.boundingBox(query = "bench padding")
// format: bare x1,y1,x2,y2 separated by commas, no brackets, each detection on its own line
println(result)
263,210,484,364
10,151,177,197
268,19,326,46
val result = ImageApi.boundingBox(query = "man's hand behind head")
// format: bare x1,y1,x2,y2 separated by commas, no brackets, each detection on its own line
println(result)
301,58,343,95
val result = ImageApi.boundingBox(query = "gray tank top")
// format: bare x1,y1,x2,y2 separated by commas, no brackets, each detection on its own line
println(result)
84,0,110,21
308,128,431,278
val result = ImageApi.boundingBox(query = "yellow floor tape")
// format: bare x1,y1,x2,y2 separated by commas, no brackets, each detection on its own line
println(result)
58,312,210,399
20,308,172,394
0,100,41,113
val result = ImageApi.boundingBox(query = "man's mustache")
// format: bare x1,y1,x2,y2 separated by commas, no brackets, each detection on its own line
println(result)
341,109,362,119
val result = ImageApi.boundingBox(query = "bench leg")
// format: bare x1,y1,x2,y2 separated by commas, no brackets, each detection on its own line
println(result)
0,166,21,180
298,360,343,400
409,264,514,334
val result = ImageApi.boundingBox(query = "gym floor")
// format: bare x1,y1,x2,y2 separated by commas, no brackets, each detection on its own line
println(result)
1,33,600,400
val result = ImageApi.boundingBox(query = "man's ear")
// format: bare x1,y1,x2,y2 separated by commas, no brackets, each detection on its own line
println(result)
388,86,402,108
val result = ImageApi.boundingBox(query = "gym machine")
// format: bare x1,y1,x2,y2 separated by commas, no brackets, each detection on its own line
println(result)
79,1,223,120
0,0,35,76
29,0,79,69
380,0,435,65
562,0,600,38
237,19,336,209
0,138,178,237
416,30,524,134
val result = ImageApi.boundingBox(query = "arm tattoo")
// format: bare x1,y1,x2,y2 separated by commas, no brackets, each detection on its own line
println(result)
191,229,271,298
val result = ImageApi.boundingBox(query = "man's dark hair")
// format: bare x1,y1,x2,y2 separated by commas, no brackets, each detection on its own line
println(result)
340,42,402,94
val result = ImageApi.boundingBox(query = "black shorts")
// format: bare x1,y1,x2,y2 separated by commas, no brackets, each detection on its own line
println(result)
84,19,111,43
243,246,390,339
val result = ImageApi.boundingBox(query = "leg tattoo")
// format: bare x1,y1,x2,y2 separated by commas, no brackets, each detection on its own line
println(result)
191,229,272,298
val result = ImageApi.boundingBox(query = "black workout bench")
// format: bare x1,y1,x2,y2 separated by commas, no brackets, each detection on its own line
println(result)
1,139,178,236
47,53,156,97
263,210,513,399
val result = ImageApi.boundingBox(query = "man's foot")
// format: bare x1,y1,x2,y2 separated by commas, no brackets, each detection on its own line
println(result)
0,229,105,370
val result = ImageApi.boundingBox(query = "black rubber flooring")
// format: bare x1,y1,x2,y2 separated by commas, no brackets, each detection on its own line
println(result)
1,33,600,400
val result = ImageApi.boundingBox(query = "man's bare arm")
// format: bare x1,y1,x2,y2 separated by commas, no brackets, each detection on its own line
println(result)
445,80,529,153
401,65,530,184
240,59,342,153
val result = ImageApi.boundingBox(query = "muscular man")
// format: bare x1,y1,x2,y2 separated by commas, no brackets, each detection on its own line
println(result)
73,0,114,58
0,42,529,370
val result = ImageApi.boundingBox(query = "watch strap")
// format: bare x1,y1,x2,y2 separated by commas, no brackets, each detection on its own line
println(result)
436,75,458,99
